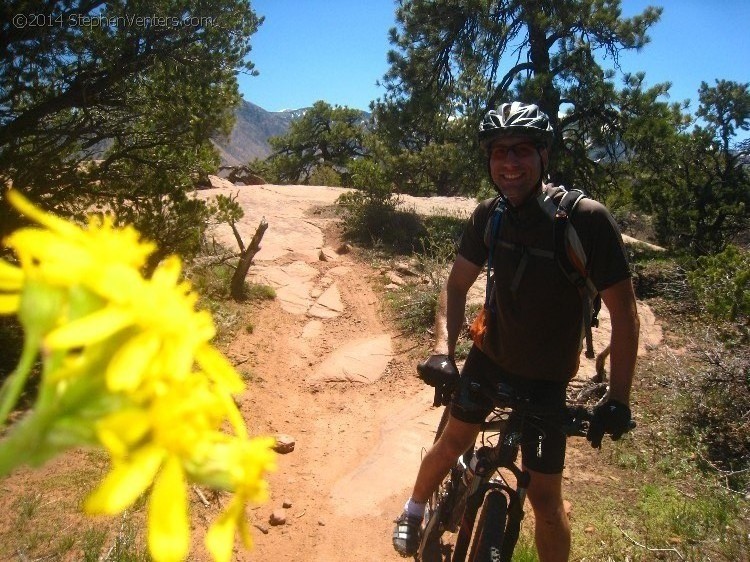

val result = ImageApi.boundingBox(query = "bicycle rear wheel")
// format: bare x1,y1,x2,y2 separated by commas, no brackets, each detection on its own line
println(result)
466,490,508,562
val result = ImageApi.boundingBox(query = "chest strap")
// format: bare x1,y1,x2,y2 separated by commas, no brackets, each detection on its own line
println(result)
496,240,555,298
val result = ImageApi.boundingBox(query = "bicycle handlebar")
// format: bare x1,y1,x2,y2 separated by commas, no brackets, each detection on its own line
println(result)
418,364,636,439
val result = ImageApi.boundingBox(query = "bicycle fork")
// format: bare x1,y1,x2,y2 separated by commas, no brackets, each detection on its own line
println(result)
451,450,531,562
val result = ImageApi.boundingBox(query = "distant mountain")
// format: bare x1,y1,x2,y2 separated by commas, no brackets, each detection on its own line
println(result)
212,100,308,166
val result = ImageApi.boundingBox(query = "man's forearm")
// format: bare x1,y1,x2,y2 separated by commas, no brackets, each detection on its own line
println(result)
433,283,467,358
433,255,483,357
607,314,640,403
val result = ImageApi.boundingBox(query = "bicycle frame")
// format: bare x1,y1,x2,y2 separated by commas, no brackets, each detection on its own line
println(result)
418,387,595,562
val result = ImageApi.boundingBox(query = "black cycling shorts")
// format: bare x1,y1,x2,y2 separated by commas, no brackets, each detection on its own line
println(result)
450,346,569,475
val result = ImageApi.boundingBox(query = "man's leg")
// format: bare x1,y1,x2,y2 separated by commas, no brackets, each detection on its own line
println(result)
393,415,479,556
524,468,570,562
411,415,480,502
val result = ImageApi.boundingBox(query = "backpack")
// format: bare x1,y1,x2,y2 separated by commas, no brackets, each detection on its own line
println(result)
470,188,601,358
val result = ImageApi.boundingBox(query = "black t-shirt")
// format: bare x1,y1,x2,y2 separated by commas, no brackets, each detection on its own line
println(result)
457,184,631,382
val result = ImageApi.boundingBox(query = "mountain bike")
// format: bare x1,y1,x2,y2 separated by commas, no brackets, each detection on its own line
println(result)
415,377,633,562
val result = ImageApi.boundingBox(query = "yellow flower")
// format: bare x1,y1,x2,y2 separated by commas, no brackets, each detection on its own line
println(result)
41,255,222,395
85,373,269,562
1,190,275,562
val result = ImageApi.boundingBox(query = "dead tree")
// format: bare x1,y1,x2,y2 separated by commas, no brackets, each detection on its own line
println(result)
229,217,268,301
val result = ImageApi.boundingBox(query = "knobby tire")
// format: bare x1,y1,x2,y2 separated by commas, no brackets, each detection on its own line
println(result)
467,490,508,562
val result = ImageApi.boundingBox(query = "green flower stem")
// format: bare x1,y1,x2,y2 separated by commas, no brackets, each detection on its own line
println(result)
0,404,51,478
0,338,39,428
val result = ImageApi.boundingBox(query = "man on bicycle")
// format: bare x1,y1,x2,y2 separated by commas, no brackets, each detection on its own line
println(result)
392,101,640,562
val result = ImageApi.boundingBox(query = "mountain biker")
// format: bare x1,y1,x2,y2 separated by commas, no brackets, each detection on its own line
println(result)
392,102,640,562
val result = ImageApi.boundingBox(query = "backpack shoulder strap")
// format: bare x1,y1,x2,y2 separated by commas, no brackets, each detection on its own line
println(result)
553,189,587,284
553,188,601,358
481,197,506,310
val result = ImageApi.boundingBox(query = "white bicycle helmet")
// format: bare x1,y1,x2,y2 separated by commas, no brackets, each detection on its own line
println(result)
478,102,554,152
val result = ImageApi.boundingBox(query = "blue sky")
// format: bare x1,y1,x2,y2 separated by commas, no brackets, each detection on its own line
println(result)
239,0,750,124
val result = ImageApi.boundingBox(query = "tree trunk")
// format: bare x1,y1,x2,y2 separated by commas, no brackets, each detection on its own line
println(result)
230,218,268,301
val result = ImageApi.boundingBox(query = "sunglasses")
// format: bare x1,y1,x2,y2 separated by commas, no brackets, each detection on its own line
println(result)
489,141,542,160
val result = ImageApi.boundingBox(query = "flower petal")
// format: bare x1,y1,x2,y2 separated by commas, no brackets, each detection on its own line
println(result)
7,190,83,240
6,229,92,273
151,255,183,287
0,259,23,290
96,409,151,458
106,331,161,392
195,345,244,394
148,456,189,562
220,393,248,439
205,498,243,562
0,293,20,314
84,445,164,515
45,307,134,349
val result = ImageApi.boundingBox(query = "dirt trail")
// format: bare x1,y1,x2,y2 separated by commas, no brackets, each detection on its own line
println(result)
199,184,451,561
196,184,662,562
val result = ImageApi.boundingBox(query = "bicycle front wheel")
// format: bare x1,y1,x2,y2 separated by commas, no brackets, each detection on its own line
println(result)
467,490,508,562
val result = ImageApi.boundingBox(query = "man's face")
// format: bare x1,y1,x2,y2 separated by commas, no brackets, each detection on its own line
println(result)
488,135,548,206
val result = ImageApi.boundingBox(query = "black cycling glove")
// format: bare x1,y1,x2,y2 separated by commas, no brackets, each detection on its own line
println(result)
586,398,632,449
417,354,459,405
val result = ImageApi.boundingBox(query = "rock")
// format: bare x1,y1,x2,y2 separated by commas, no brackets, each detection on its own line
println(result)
269,509,287,526
384,283,401,291
563,500,572,516
584,526,595,533
273,434,296,454
282,500,293,508
318,520,326,526
301,320,323,340
308,334,394,384
319,247,340,261
395,261,419,276
336,243,352,254
254,523,269,534
386,271,406,286
207,175,235,189
308,283,345,319
226,166,265,185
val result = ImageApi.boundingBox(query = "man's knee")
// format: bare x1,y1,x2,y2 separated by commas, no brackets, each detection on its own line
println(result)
433,416,479,459
526,470,565,518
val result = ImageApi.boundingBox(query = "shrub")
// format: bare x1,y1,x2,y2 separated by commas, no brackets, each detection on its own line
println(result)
245,283,276,302
687,244,750,322
631,256,692,302
336,166,428,253
308,164,343,187
680,331,750,491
